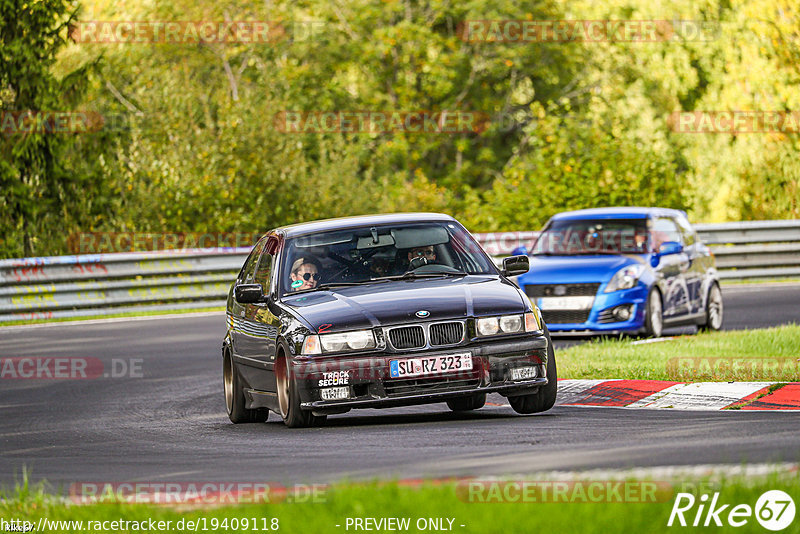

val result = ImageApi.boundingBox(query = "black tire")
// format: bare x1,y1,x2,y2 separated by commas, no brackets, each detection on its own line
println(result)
643,288,664,338
446,393,486,412
224,351,269,424
508,328,558,414
275,354,326,428
698,282,723,332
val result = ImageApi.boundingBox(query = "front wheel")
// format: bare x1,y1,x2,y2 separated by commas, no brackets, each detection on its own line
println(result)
224,351,269,424
508,328,558,414
446,393,486,412
275,354,326,428
699,283,723,331
643,288,663,338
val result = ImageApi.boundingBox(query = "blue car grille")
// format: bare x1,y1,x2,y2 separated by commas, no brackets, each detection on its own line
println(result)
524,283,600,298
541,310,591,324
597,309,617,324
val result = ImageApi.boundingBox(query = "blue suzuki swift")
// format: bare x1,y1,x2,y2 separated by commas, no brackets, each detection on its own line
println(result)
514,207,723,337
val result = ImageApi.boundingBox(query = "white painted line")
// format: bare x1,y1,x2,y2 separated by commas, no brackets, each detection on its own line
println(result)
630,336,676,345
504,462,799,481
627,382,772,410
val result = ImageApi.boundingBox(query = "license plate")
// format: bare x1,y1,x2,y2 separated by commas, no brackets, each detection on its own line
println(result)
320,387,349,400
389,352,473,378
538,296,594,310
511,366,538,380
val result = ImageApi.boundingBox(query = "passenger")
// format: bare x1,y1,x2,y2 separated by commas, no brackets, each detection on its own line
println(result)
370,257,391,277
289,257,322,291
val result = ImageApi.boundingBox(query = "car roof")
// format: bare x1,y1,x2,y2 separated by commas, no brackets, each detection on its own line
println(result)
549,207,688,221
273,213,458,238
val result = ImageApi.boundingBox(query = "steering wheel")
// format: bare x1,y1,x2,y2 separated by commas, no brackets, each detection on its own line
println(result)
406,256,430,272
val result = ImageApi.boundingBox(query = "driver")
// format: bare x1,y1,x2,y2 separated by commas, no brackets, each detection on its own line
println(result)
408,246,436,265
289,257,322,291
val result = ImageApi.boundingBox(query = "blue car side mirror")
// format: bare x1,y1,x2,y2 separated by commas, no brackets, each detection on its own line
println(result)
650,241,684,267
659,241,684,256
510,245,528,256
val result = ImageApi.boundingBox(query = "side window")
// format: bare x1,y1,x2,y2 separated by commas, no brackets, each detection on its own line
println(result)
254,252,274,294
651,218,682,251
674,216,696,246
239,239,267,283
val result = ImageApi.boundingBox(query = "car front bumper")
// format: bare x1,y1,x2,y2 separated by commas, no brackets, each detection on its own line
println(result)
292,336,549,412
540,284,649,334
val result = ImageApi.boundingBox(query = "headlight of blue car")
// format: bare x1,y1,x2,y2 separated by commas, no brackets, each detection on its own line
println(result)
604,264,645,292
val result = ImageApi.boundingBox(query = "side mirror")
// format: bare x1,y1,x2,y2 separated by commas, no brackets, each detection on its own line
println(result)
659,241,684,256
235,284,265,304
510,245,528,256
502,255,530,277
650,241,683,267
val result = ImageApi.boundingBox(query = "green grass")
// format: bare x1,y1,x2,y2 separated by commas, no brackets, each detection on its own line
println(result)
558,324,800,382
2,473,798,534
0,306,225,327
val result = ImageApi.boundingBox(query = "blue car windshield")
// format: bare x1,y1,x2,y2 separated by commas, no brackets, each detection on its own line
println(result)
281,222,496,294
533,219,649,255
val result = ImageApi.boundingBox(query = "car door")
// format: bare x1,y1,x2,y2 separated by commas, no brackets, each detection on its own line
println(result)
651,217,691,318
236,236,281,391
230,237,267,358
675,215,705,314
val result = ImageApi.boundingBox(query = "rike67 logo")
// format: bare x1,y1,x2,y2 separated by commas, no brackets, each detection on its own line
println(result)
668,490,795,531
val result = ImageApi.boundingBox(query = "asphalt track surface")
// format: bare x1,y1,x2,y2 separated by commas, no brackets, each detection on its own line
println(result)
0,283,798,489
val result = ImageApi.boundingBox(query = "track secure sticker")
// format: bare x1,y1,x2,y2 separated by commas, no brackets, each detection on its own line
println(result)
319,371,350,387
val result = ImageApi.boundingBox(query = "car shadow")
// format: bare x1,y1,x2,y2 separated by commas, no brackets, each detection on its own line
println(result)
261,406,557,429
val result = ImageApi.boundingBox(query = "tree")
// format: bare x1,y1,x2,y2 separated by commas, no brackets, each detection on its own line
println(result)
0,0,94,257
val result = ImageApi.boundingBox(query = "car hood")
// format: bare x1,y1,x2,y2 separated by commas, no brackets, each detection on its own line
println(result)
281,275,526,331
517,254,647,284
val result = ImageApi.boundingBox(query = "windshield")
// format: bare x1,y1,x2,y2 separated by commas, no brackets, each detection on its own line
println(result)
280,221,497,294
533,218,649,255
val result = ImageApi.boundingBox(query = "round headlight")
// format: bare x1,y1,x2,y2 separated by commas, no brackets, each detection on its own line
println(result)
476,317,500,336
320,336,347,352
347,330,374,350
499,315,523,333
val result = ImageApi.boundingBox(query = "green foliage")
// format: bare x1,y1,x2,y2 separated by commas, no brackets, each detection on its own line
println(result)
2,0,799,258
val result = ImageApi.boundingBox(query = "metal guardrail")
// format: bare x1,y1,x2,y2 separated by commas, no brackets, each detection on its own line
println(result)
1,220,798,322
0,249,249,322
474,220,800,280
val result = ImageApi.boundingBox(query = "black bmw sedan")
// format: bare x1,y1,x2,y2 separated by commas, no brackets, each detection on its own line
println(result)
223,213,556,427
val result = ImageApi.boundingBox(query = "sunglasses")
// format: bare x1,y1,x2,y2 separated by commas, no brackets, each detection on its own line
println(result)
298,272,321,281
412,250,435,257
